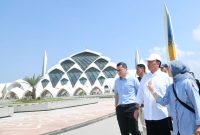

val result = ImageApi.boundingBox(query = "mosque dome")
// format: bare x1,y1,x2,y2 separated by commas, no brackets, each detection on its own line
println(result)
2,49,117,99
37,49,117,98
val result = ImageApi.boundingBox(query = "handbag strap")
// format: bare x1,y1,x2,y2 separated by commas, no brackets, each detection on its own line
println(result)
172,84,195,113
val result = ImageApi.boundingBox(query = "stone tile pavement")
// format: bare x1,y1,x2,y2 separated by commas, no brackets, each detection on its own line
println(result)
0,98,115,135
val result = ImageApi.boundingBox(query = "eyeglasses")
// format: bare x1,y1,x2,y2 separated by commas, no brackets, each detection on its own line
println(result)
116,68,126,72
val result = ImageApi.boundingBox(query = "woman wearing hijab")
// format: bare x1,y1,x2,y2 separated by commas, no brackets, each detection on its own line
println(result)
148,60,200,135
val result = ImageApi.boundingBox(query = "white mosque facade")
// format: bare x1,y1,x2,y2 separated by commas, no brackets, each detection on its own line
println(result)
0,49,119,99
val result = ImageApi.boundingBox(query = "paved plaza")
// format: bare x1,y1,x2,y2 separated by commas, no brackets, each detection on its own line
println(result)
0,98,143,135
0,98,115,135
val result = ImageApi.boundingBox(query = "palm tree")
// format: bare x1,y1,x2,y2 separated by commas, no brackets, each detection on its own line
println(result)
24,74,42,99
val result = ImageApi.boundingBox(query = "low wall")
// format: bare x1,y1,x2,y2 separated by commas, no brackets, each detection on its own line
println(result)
13,98,98,112
0,106,14,118
0,97,113,118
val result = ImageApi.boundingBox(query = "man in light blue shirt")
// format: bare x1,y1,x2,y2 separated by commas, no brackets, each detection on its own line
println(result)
114,62,141,135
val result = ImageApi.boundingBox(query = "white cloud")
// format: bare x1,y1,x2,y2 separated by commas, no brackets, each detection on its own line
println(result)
148,46,168,62
193,24,200,43
148,45,197,59
185,60,200,80
177,49,195,58
148,46,166,54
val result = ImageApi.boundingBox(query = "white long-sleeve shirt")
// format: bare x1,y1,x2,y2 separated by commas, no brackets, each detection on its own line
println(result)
136,69,171,120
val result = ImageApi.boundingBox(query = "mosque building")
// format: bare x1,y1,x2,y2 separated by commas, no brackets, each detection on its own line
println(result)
0,49,118,99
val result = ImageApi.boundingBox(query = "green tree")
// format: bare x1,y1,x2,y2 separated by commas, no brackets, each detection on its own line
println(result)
24,74,42,99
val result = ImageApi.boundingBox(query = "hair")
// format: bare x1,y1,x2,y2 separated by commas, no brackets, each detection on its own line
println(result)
117,62,127,68
189,72,195,78
161,64,169,68
137,64,146,72
156,60,162,68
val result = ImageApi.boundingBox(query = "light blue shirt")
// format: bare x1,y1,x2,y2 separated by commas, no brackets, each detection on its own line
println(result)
156,78,200,135
114,75,139,105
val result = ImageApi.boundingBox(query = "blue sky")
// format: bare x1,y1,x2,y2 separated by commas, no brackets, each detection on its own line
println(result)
1,0,200,83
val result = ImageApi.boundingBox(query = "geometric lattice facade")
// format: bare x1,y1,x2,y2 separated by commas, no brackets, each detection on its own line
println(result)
38,49,117,98
1,49,118,99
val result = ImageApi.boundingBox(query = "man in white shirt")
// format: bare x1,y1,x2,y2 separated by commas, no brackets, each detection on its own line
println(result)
135,53,171,135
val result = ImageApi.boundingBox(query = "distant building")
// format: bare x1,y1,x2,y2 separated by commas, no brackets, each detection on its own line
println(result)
0,49,119,99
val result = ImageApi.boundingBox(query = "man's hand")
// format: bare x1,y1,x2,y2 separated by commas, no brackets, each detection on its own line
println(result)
147,80,154,93
147,80,158,99
133,109,139,121
194,125,200,135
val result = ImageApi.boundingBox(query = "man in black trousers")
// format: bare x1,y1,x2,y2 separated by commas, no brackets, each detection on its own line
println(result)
114,62,141,135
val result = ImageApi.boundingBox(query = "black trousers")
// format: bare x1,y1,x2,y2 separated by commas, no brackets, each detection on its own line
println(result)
145,117,171,135
116,103,141,135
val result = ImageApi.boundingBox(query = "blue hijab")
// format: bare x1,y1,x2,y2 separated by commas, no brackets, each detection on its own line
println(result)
169,60,194,83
